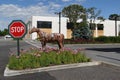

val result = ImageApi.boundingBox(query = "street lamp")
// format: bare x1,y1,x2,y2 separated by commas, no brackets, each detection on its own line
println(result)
115,16,117,36
115,15,120,36
55,12,61,33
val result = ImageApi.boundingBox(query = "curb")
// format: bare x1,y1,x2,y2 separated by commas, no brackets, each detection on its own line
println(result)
4,61,101,77
101,61,120,67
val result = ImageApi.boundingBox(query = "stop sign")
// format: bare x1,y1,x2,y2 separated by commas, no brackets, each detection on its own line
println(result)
8,20,27,38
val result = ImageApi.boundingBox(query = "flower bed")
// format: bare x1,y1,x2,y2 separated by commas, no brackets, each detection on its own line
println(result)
8,47,91,70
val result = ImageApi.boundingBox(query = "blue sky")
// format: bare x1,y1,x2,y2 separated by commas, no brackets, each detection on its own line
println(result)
0,0,120,30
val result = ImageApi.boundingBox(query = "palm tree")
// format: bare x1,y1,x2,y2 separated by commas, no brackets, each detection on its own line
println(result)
109,14,120,36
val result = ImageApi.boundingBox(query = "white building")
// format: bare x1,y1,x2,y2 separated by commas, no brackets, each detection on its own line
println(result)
92,20,120,37
25,16,120,40
26,16,68,40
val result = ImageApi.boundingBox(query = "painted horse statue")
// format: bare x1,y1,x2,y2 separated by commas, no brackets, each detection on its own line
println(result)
29,27,64,50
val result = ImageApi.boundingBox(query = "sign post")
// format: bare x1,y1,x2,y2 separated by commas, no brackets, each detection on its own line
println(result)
17,39,20,56
8,20,27,56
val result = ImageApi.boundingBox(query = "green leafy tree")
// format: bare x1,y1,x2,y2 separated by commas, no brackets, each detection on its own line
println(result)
62,4,85,39
72,21,92,39
87,7,101,23
0,29,9,36
109,14,120,20
0,30,3,36
3,29,9,36
87,7,101,37
62,4,85,28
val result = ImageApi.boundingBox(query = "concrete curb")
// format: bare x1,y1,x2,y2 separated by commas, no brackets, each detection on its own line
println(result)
4,61,101,77
101,61,120,67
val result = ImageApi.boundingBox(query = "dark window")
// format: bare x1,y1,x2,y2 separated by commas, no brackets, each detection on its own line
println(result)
89,23,104,30
67,22,74,29
89,23,96,30
97,24,104,30
37,21,52,28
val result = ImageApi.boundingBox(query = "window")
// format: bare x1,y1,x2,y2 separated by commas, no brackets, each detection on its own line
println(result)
97,24,104,30
37,21,52,28
67,22,74,29
89,23,96,30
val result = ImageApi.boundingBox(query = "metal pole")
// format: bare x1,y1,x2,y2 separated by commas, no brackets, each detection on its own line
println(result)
115,17,117,36
17,39,20,56
55,12,61,33
59,12,61,33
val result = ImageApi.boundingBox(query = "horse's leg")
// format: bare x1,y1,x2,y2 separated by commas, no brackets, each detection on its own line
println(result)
58,40,64,50
57,41,61,50
44,42,46,50
60,38,64,50
41,41,46,51
62,39,64,47
59,42,63,50
41,41,44,50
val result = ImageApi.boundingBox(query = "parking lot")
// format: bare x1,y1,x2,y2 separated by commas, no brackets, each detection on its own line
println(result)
0,40,119,80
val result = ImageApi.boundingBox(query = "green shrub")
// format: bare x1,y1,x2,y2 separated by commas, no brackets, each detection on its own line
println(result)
8,48,91,70
8,54,41,70
95,36,120,43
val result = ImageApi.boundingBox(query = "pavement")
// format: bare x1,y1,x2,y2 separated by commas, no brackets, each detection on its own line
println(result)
3,64,120,80
0,39,120,80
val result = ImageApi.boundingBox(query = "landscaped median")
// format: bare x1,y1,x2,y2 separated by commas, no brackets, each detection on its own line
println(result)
4,47,94,76
4,61,101,77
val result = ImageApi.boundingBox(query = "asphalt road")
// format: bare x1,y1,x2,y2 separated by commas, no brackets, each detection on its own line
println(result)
0,40,120,80
66,44,120,65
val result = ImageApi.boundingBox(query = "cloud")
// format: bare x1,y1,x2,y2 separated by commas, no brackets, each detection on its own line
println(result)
0,20,10,30
62,0,86,3
48,2,61,12
0,4,50,18
0,3,52,30
0,0,86,30
76,0,86,2
0,2,62,19
0,2,62,29
62,0,71,2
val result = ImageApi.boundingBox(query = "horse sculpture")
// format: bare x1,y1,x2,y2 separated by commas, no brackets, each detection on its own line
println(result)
29,27,64,50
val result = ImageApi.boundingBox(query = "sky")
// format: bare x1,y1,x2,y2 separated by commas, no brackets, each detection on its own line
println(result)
0,0,120,30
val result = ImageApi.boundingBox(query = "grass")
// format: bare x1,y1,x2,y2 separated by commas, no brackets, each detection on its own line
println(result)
8,47,91,70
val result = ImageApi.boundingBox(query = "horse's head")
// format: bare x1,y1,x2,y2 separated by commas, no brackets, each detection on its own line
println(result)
29,27,39,34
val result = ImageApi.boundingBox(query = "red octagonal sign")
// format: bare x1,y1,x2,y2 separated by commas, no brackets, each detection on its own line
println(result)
8,20,27,38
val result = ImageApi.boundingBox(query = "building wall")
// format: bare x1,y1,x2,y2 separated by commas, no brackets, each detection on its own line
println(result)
26,16,120,40
91,20,120,37
103,20,115,36
98,30,104,36
27,16,67,40
67,29,72,39
103,20,120,36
